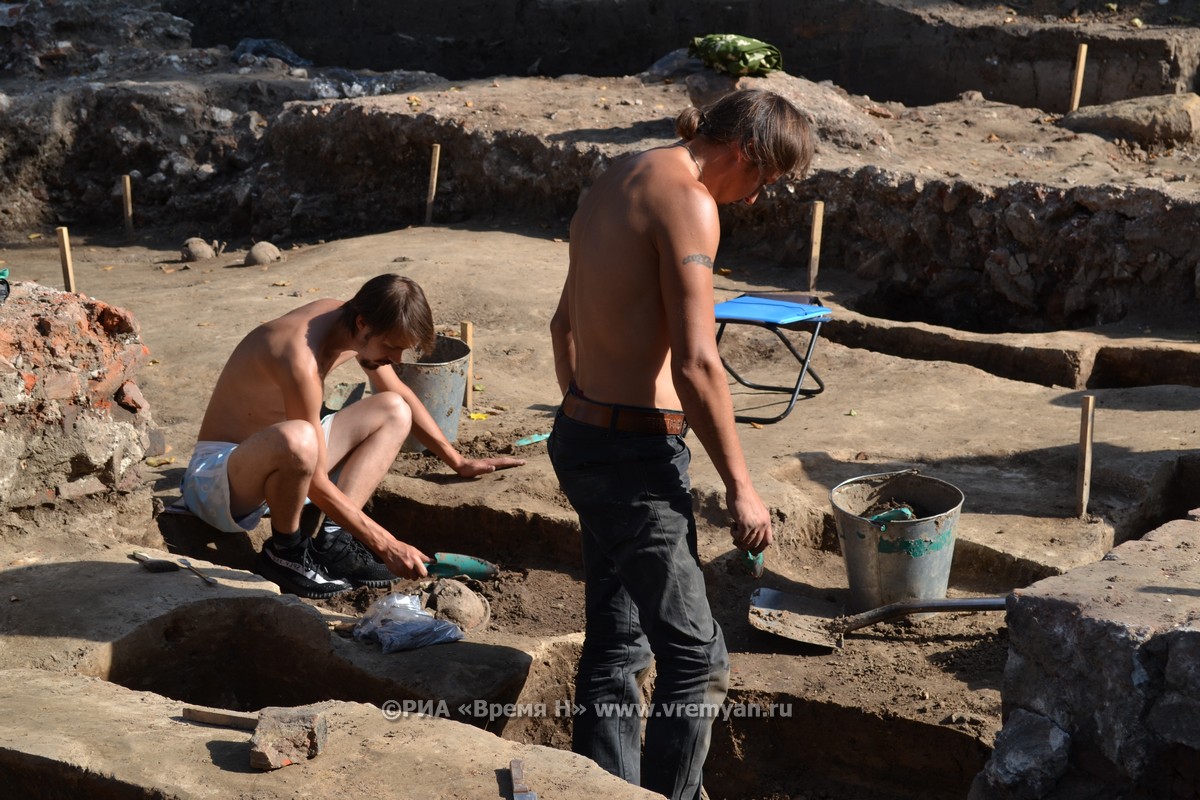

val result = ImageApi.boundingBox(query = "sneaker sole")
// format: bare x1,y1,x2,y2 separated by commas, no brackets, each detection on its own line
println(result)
351,575,402,589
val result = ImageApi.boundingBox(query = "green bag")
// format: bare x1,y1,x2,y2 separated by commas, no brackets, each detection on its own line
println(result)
688,34,783,77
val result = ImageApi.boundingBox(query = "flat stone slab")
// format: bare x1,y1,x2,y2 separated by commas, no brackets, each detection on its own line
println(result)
0,669,658,799
0,548,532,719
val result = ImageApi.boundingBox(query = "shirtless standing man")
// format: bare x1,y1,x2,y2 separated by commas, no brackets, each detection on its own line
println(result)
548,89,814,799
182,273,523,598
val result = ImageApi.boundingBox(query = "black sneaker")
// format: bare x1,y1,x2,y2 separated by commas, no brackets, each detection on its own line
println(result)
255,538,353,599
311,525,400,588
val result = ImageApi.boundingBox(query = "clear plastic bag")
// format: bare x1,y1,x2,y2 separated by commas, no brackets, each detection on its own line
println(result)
353,593,464,653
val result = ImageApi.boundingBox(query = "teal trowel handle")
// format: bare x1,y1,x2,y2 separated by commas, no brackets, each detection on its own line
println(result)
740,550,764,578
423,552,499,580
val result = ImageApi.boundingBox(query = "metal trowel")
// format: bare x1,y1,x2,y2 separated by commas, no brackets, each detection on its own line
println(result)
129,551,180,573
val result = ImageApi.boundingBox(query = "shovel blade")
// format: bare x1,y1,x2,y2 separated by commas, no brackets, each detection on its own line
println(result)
749,587,844,649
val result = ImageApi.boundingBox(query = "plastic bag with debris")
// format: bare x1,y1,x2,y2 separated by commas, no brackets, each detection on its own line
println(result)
688,34,783,77
353,593,464,653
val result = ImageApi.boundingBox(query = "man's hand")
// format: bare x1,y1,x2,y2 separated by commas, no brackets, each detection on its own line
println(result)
728,486,773,555
453,456,526,478
376,538,432,579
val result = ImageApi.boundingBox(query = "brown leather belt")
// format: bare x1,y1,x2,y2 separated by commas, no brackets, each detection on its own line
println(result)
561,392,688,436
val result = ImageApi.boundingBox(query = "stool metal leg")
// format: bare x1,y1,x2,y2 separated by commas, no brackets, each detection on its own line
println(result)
716,320,826,424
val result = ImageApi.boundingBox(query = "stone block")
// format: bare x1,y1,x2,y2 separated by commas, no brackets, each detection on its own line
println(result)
981,709,1070,797
115,380,147,413
979,520,1200,797
1061,94,1200,148
56,475,107,502
249,706,328,770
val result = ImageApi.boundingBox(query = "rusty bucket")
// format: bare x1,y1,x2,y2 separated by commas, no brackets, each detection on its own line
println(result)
397,334,470,453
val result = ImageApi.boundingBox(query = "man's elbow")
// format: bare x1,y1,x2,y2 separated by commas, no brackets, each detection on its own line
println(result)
673,353,724,386
549,309,569,339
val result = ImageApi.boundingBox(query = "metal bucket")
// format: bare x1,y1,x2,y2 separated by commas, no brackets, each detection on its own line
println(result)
396,334,470,453
830,470,964,614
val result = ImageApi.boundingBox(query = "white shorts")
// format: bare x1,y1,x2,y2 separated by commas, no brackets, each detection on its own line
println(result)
180,414,335,533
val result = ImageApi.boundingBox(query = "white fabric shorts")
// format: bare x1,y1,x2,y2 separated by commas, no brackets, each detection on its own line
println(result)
180,414,336,533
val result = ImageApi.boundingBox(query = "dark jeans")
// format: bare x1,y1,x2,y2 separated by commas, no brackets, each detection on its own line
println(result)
549,412,730,800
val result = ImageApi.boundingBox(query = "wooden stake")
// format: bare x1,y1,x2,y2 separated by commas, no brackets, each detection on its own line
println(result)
424,143,442,225
460,320,474,410
56,226,76,293
1069,42,1088,113
1076,394,1096,517
122,174,134,237
806,200,825,293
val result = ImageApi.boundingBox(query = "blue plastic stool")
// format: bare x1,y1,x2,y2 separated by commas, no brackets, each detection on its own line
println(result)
714,294,831,424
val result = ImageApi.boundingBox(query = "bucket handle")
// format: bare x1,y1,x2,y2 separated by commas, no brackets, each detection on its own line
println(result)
855,467,920,485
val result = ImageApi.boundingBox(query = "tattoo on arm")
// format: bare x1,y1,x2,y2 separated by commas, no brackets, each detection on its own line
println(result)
682,254,714,270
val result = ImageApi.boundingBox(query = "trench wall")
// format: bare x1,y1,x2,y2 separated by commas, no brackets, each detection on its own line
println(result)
165,0,1200,109
6,74,1200,335
254,99,1200,333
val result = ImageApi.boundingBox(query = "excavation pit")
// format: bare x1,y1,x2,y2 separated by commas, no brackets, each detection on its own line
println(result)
327,491,1011,799
3,1,1200,797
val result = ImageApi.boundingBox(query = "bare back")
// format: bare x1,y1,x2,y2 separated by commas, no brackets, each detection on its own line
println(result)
196,299,356,443
565,144,719,409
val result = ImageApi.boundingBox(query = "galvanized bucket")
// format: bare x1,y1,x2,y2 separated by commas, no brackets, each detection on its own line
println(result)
396,334,470,453
830,470,964,614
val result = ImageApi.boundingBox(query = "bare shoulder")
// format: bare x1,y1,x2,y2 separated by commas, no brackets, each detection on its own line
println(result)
257,298,340,367
646,176,719,247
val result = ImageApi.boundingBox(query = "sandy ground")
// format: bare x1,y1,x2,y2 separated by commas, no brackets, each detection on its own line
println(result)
4,3,1200,791
9,172,1200,799
0,220,1076,795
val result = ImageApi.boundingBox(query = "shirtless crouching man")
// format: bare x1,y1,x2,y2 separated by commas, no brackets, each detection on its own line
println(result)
182,273,523,598
548,89,814,799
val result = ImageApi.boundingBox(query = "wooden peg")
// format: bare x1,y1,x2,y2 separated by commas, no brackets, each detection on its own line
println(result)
1076,394,1096,517
56,226,76,293
1069,43,1088,113
460,321,474,410
122,174,134,238
806,200,825,293
425,144,442,225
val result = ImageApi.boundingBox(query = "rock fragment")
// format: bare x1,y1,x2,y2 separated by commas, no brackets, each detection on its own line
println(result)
249,706,328,770
1061,93,1200,148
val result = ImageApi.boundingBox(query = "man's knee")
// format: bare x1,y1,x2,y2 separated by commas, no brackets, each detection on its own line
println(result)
372,390,413,431
276,419,322,472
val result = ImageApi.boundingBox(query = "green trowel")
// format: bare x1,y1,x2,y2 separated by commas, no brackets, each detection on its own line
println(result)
423,552,499,580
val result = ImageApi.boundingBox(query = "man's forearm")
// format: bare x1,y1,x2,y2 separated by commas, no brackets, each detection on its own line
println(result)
673,358,754,490
550,287,575,395
552,342,575,396
306,472,396,551
370,373,465,470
